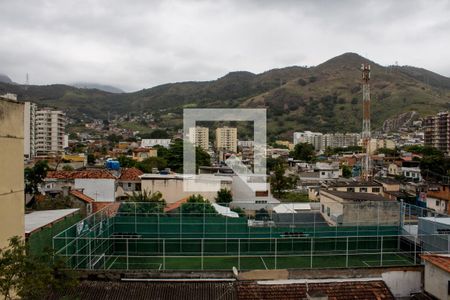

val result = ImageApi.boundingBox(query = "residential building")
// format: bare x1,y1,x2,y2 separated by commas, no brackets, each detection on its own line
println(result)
140,173,232,203
368,138,396,154
132,147,157,162
421,254,450,300
216,127,237,153
322,181,383,194
141,138,171,148
23,101,37,159
426,183,450,214
322,133,360,150
424,111,450,153
0,96,24,248
35,108,66,155
188,126,209,151
319,190,400,226
116,167,143,200
293,131,322,150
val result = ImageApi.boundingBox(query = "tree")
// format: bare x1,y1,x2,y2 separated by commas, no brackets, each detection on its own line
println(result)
255,208,270,221
62,165,74,171
341,165,352,178
181,194,217,217
24,160,49,195
0,236,77,300
269,161,297,198
136,157,167,173
215,188,233,205
121,191,165,214
117,155,136,168
290,143,315,162
149,129,170,139
87,153,96,165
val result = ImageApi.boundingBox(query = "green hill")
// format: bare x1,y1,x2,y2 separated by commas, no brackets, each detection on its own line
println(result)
1,52,449,140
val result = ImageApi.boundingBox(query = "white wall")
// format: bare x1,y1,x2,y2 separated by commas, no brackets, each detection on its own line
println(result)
424,261,450,300
74,179,115,202
382,271,421,298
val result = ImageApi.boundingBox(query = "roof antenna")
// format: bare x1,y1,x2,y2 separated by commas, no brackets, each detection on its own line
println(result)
26,73,29,85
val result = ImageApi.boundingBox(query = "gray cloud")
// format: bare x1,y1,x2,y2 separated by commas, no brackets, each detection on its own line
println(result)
0,0,449,91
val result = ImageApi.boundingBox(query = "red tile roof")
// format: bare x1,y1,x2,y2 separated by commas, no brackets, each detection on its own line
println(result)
237,280,394,300
47,170,116,179
69,190,94,203
164,197,188,212
119,167,144,181
421,254,450,273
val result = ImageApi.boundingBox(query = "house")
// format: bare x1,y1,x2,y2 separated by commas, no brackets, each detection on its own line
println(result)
426,183,450,214
387,163,400,176
401,167,422,181
141,139,171,148
140,173,232,204
421,254,450,300
45,170,116,203
322,181,383,194
132,147,157,161
319,190,400,226
116,167,143,200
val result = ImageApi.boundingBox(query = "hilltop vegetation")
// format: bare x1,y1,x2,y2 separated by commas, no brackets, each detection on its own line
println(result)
1,52,450,140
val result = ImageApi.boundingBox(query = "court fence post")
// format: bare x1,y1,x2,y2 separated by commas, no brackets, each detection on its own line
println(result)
163,238,166,270
238,239,241,270
274,238,277,269
346,236,349,268
414,235,417,265
310,237,313,269
201,238,204,270
126,238,129,271
380,236,383,267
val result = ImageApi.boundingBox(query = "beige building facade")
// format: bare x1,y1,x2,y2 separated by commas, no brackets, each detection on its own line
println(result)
35,108,66,155
216,127,237,153
188,126,209,151
0,97,24,248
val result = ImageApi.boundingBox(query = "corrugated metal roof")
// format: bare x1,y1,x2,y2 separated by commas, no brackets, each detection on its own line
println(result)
25,208,79,234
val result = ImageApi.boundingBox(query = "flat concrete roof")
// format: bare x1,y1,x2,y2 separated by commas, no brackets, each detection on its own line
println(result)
419,217,450,226
25,208,79,234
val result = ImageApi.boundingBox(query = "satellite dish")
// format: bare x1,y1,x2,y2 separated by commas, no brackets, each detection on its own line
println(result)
232,266,239,277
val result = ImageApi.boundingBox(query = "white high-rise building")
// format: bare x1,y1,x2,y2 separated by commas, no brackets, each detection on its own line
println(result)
293,131,323,150
216,127,237,153
35,108,66,155
188,126,209,151
24,102,37,159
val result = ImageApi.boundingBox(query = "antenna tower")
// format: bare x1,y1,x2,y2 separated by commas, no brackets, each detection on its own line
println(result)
361,63,371,181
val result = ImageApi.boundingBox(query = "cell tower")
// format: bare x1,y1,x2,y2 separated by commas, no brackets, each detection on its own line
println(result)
361,63,371,181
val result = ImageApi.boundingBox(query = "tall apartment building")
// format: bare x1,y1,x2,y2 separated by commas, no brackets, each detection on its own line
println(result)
322,133,361,150
188,126,209,151
0,96,24,248
216,127,237,153
35,108,66,155
293,131,323,150
24,102,37,159
424,112,450,153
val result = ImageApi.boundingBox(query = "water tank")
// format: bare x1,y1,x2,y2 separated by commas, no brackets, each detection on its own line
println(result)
106,160,120,170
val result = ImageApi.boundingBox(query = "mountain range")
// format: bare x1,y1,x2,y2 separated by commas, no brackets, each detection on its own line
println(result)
1,52,450,139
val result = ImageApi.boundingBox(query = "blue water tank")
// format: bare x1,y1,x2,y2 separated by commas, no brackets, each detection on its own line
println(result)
106,160,120,170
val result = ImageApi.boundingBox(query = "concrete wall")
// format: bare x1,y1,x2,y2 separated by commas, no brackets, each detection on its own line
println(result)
424,261,450,300
142,177,231,203
343,201,400,226
382,270,421,298
74,179,115,202
0,99,24,248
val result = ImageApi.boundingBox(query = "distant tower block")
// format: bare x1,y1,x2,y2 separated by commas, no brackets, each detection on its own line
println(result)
361,63,371,181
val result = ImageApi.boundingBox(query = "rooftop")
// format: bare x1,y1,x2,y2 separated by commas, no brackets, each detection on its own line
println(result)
325,181,382,188
119,167,144,181
25,208,79,234
69,190,94,203
46,170,116,179
421,254,450,273
321,190,389,202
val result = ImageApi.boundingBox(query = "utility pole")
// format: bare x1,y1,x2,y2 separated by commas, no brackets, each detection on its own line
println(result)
361,63,371,181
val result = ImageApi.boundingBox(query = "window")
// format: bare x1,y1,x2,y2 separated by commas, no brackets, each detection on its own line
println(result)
347,187,355,192
360,187,367,192
256,191,269,197
436,200,440,206
321,172,325,176
321,205,324,213
372,188,380,193
127,183,132,188
326,207,330,217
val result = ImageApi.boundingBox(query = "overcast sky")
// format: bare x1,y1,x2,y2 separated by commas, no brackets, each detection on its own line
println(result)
1,0,449,92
